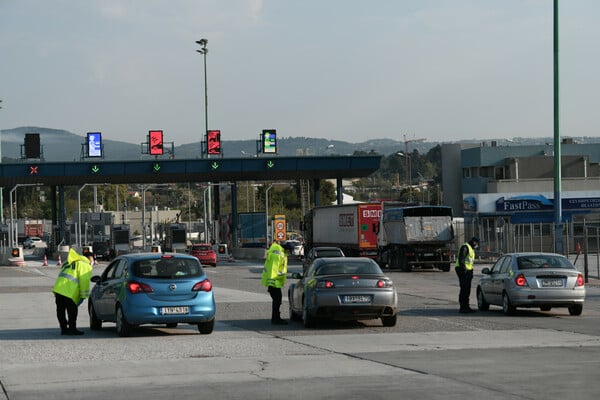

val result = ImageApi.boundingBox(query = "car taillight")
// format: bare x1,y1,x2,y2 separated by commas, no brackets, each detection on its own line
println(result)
515,274,528,287
376,279,393,288
193,279,212,292
127,281,154,294
576,274,585,287
317,280,335,288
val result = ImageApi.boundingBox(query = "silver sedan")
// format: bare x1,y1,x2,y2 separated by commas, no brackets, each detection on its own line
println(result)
477,252,586,315
288,257,398,328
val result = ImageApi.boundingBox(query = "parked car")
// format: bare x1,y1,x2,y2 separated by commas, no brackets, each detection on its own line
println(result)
283,240,304,257
23,236,46,249
302,246,345,273
476,252,586,316
92,241,112,261
88,253,216,337
188,243,217,267
288,257,398,328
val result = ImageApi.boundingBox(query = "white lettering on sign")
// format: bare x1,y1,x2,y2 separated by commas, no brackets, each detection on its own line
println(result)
339,213,354,227
502,201,542,211
362,209,382,218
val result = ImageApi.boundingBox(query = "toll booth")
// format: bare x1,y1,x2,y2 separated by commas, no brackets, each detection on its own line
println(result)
111,224,130,256
214,243,233,262
164,223,187,252
9,246,25,266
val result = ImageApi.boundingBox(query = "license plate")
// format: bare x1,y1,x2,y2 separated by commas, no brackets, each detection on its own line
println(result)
161,306,189,315
341,295,372,304
541,279,563,287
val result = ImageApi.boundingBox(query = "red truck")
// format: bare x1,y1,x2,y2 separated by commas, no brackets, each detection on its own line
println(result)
24,222,44,238
303,203,381,258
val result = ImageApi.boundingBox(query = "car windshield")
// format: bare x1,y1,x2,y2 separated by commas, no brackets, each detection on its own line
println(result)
317,250,343,257
517,255,574,270
315,261,382,276
133,258,204,278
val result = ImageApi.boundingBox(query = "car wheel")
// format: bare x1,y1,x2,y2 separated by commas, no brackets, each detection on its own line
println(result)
502,292,516,315
198,319,215,334
568,304,583,316
440,263,451,272
302,297,316,328
477,288,490,311
399,256,411,272
116,305,132,337
381,314,397,327
166,323,178,328
540,306,552,312
89,302,102,330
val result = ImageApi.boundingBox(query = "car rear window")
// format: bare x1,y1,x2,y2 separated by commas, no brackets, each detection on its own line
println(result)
133,258,204,278
517,255,574,270
192,245,213,252
318,250,343,257
316,261,382,276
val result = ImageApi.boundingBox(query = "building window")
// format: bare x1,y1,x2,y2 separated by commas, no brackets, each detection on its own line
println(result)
495,167,506,180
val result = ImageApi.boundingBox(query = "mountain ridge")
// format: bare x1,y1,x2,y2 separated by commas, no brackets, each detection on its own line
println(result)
2,126,597,162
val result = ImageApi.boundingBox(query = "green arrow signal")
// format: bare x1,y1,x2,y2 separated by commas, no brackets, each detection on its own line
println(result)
91,165,100,174
153,163,161,173
211,162,220,170
266,160,275,168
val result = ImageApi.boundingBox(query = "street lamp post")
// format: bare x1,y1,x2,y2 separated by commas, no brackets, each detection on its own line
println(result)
202,186,209,242
196,38,212,243
77,184,89,247
141,184,170,249
9,184,40,247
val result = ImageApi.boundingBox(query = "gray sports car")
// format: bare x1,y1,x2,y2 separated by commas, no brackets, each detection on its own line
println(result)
477,252,585,315
288,257,398,328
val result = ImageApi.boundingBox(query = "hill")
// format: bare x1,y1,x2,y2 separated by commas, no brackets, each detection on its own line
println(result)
0,127,434,161
2,126,599,162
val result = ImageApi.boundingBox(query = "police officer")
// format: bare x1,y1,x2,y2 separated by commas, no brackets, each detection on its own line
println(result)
262,241,289,325
52,249,94,335
455,236,479,313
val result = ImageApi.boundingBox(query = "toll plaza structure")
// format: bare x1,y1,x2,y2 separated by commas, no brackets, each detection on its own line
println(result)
0,154,381,249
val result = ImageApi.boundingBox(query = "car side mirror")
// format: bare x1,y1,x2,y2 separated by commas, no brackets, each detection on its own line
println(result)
291,272,303,279
481,267,491,274
91,275,101,283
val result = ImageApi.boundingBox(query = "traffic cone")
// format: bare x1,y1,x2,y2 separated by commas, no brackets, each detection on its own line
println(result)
43,255,48,266
57,254,62,267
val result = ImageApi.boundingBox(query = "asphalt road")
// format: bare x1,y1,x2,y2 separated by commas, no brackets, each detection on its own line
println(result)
1,255,599,400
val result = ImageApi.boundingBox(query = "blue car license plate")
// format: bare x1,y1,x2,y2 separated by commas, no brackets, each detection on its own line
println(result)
161,306,189,315
341,295,372,304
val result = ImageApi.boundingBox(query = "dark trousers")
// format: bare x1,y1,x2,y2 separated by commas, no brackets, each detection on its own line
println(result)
455,267,473,310
267,286,283,321
55,293,78,331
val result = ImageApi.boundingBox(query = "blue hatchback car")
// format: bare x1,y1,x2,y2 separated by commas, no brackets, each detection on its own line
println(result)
88,253,216,337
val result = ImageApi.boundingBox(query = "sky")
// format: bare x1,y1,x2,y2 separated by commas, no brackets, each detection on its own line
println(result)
1,0,599,146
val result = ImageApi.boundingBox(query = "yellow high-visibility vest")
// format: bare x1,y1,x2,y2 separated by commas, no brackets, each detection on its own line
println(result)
52,249,93,303
261,243,288,288
455,242,475,271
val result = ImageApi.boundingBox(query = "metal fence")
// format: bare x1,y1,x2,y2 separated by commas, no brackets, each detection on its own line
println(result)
454,215,600,279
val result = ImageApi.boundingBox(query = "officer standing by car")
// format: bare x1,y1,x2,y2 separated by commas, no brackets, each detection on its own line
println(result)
455,236,479,313
52,248,94,335
262,241,289,325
